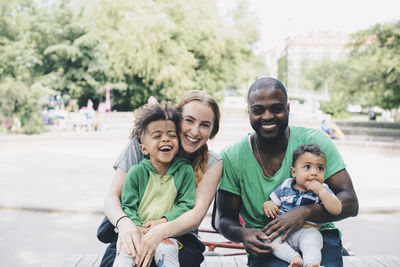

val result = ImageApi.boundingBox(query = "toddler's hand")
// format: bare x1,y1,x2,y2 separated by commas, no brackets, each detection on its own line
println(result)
142,218,167,232
263,200,279,218
307,180,323,194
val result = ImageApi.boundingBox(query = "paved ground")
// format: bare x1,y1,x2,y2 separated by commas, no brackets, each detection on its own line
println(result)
1,112,400,266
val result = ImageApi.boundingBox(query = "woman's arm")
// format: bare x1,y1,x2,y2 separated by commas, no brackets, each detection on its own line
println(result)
137,160,222,267
104,167,143,258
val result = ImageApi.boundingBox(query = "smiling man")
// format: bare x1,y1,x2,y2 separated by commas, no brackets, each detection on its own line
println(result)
217,77,359,267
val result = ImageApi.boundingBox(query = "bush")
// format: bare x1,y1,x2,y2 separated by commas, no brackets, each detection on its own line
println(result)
0,79,43,134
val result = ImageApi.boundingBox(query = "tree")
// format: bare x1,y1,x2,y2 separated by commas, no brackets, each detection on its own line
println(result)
347,21,400,109
83,0,265,110
304,20,400,117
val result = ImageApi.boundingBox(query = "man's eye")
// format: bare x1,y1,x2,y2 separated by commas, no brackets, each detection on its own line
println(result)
270,104,285,114
251,107,263,115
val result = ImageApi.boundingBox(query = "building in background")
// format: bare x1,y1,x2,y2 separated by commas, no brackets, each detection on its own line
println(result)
282,31,349,89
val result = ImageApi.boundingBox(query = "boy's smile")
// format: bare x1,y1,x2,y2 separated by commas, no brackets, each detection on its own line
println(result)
140,120,179,175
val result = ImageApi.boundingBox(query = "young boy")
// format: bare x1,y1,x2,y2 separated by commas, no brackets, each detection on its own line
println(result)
263,143,342,267
113,101,196,267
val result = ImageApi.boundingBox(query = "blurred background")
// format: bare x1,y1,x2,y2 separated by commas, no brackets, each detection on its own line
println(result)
1,0,400,266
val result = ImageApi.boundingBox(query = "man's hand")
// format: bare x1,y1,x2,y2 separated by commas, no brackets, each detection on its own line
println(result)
263,206,308,243
241,228,274,256
263,200,279,218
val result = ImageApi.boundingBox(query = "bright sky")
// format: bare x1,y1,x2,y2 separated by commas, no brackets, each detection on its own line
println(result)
219,0,400,51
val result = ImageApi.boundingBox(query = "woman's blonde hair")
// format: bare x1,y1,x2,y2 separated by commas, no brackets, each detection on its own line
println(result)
177,90,220,185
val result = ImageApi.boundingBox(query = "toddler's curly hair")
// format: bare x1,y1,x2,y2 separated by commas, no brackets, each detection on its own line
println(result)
130,101,181,141
292,143,326,166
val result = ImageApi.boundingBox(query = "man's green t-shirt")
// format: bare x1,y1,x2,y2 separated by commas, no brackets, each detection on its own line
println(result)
219,126,346,231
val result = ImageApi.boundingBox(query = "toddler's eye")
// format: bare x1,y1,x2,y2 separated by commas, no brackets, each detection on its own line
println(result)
304,165,311,170
317,166,324,172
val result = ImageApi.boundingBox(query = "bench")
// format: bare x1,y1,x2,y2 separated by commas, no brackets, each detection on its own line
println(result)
63,254,400,267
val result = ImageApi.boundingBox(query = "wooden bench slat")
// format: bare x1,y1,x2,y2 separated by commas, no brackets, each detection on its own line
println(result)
218,256,236,267
63,255,84,267
344,255,400,267
204,256,222,267
76,254,100,267
372,255,400,266
233,256,248,267
65,254,400,267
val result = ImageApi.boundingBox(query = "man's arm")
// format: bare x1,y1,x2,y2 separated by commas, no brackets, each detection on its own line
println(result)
217,190,273,256
264,169,358,242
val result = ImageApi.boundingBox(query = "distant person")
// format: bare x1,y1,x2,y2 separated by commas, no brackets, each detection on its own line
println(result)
263,143,342,267
321,120,336,139
217,77,358,266
113,101,196,267
368,108,376,121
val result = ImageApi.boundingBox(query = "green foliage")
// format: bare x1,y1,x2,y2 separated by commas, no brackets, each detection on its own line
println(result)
85,0,264,109
304,20,400,117
1,0,265,134
347,21,400,109
277,55,288,86
0,79,44,134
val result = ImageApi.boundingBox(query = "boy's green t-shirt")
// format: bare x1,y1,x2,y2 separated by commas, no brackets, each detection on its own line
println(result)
219,126,346,231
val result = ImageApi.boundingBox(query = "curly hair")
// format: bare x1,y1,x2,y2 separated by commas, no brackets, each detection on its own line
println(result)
130,101,181,141
292,143,326,166
177,90,220,186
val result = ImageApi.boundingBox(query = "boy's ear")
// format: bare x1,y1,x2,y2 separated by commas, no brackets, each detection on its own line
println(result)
139,143,149,155
291,166,296,177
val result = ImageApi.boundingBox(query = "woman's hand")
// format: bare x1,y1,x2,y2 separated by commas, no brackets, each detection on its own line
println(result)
137,224,166,267
116,218,144,260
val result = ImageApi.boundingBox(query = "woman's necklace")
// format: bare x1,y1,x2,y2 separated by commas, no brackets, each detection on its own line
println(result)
254,135,273,178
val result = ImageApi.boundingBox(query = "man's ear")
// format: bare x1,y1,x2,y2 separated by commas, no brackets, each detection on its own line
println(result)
291,166,296,177
139,143,149,155
287,103,290,113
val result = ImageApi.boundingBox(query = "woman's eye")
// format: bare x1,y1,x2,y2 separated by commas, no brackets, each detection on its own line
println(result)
153,135,161,139
201,123,211,128
169,134,177,138
185,118,194,123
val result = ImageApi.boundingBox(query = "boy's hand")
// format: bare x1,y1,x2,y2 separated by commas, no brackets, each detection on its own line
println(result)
143,218,167,232
307,180,323,195
263,200,279,218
